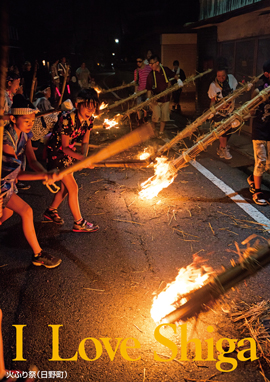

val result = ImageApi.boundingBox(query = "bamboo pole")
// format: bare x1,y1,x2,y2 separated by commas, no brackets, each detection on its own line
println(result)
103,77,176,112
0,0,9,220
92,159,150,168
36,108,60,117
105,90,146,111
4,108,60,119
58,65,69,108
29,60,38,102
101,81,135,94
161,243,270,324
139,86,270,200
157,73,262,156
45,123,154,192
120,69,213,119
171,85,270,172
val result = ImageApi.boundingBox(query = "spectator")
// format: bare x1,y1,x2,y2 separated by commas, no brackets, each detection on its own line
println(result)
34,85,53,112
171,60,186,112
58,57,69,87
21,61,33,100
208,64,238,160
144,49,153,65
134,54,152,125
146,55,179,136
76,62,91,89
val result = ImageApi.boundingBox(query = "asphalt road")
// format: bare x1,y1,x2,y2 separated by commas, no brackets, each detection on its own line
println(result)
1,95,270,381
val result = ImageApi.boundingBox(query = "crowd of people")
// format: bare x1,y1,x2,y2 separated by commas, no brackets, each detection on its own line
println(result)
1,51,270,276
2,56,101,271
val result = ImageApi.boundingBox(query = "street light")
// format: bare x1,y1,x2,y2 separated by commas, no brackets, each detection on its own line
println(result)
115,39,119,43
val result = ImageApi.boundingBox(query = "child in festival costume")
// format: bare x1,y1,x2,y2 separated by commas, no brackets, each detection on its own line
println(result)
1,94,62,269
44,88,100,232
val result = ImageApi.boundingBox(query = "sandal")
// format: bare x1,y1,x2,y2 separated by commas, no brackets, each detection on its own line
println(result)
252,192,268,206
247,175,255,194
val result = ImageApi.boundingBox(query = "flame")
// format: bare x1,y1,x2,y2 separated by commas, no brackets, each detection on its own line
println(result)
103,117,119,129
151,256,214,323
99,102,108,110
139,157,176,199
139,149,151,160
94,87,102,94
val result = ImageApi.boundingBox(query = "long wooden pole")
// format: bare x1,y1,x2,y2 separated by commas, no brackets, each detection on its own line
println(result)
59,123,154,177
0,0,9,221
161,243,270,324
92,159,149,168
45,123,154,192
120,69,213,119
171,85,270,171
105,90,146,111
157,73,262,156
104,77,176,112
101,81,135,94
58,65,69,108
139,86,270,200
29,60,38,102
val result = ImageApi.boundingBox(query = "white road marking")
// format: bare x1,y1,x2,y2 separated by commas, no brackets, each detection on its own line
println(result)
190,160,270,232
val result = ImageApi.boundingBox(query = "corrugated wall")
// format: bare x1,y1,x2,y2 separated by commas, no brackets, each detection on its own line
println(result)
199,0,262,20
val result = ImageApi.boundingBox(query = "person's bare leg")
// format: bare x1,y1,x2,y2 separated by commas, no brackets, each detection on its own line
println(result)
219,136,227,148
49,182,68,210
5,194,42,255
254,175,262,190
160,121,165,133
60,173,82,221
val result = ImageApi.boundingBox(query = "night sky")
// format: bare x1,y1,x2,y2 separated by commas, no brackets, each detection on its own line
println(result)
8,0,200,68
